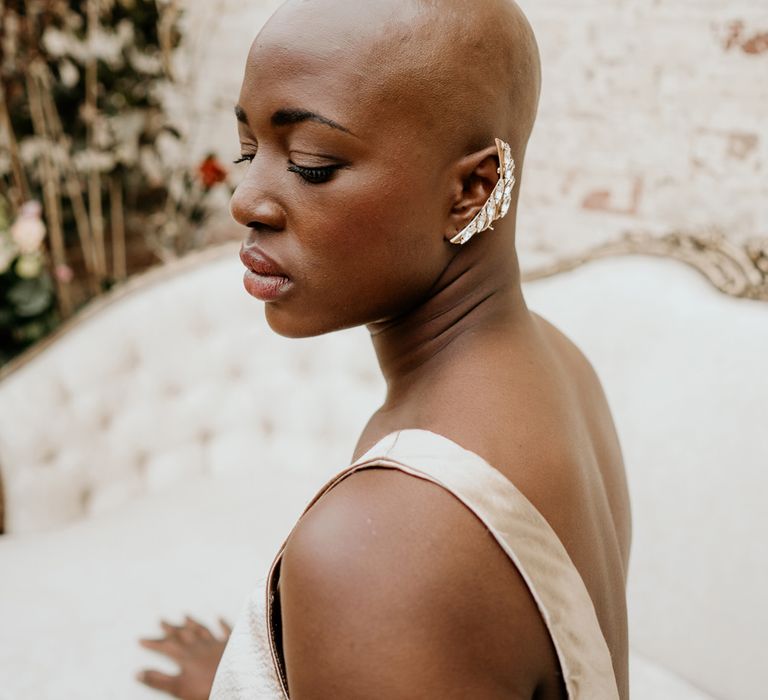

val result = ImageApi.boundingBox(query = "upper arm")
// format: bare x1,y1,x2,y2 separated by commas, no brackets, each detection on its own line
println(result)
278,467,558,699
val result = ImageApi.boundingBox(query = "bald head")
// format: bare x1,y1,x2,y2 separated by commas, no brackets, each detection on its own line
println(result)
232,0,542,337
258,0,541,162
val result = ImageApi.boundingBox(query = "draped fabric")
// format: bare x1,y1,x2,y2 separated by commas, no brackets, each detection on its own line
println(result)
211,428,619,699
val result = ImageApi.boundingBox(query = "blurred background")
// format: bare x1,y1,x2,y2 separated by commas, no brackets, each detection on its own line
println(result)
0,2,766,699
0,0,237,365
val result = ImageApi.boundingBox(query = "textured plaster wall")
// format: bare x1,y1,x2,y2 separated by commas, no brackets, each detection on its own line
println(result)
516,0,768,268
175,0,768,269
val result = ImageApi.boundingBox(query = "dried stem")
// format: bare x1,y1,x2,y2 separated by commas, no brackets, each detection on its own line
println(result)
85,0,107,283
35,64,100,296
109,174,126,280
25,64,72,316
0,79,31,209
155,0,180,80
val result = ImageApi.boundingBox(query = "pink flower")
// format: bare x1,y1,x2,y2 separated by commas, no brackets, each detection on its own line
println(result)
10,201,47,254
55,264,74,284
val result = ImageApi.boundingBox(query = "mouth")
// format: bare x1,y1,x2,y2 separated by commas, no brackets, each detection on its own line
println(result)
239,245,294,302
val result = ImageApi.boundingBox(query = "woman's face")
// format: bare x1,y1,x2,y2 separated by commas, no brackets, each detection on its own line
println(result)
230,27,455,338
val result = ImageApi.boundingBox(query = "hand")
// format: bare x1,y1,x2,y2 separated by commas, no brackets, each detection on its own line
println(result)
137,615,232,700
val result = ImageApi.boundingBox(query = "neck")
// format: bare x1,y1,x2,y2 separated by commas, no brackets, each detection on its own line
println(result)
366,220,534,409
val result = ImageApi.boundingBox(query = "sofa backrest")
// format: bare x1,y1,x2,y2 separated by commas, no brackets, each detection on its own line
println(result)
0,244,384,532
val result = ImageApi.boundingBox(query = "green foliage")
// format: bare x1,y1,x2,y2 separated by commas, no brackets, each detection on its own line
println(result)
0,195,57,363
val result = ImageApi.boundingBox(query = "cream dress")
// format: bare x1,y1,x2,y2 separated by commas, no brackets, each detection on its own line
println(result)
209,428,620,699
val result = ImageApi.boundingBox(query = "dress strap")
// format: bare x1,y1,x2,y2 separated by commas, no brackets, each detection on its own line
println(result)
266,428,619,699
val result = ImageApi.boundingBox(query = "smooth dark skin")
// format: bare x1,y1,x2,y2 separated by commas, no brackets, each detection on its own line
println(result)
139,0,631,697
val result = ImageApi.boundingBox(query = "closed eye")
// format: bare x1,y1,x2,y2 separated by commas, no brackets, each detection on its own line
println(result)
232,154,344,184
287,163,343,184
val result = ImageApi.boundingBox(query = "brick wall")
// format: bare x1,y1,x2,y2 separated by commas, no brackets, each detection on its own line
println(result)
176,0,768,272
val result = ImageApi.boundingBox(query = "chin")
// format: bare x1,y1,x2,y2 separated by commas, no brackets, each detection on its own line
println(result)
263,305,355,339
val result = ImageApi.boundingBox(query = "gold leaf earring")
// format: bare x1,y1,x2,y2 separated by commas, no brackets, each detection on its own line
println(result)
449,138,516,245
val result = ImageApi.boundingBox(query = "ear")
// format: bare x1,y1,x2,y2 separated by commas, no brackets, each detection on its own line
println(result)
444,145,501,242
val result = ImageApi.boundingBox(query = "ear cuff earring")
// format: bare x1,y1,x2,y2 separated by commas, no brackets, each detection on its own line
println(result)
449,138,516,245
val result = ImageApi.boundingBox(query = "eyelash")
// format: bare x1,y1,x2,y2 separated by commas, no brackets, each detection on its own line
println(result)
287,163,339,184
233,154,340,184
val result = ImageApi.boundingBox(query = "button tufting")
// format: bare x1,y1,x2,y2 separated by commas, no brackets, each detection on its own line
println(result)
164,383,181,397
294,356,312,375
122,348,141,372
135,451,149,473
99,412,113,430
80,486,91,511
55,382,72,405
191,318,213,338
228,365,244,381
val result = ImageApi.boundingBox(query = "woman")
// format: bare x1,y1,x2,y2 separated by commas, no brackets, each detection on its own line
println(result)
139,0,631,697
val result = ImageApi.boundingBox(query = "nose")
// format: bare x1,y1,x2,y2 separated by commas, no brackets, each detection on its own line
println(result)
229,178,286,233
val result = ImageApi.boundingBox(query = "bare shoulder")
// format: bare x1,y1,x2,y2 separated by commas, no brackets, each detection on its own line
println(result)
279,467,565,699
532,312,603,386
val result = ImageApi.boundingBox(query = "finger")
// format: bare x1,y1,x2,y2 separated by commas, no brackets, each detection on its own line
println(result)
160,619,183,637
138,637,165,648
138,637,184,660
219,617,233,638
184,615,214,641
136,669,180,695
179,625,197,645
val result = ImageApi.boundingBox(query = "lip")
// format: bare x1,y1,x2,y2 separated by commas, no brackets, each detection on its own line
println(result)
239,245,294,302
240,245,289,277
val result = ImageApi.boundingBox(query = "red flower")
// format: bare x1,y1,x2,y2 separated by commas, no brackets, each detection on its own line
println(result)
197,155,228,189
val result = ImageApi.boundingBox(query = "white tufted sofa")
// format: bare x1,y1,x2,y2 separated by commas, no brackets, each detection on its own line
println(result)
0,243,765,699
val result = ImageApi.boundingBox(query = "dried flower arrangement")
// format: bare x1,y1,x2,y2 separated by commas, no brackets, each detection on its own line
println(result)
0,0,233,364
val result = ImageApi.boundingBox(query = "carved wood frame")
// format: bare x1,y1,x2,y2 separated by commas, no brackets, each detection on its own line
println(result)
523,230,768,302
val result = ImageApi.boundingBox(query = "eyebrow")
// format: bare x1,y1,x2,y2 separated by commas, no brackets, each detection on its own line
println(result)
235,105,354,136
